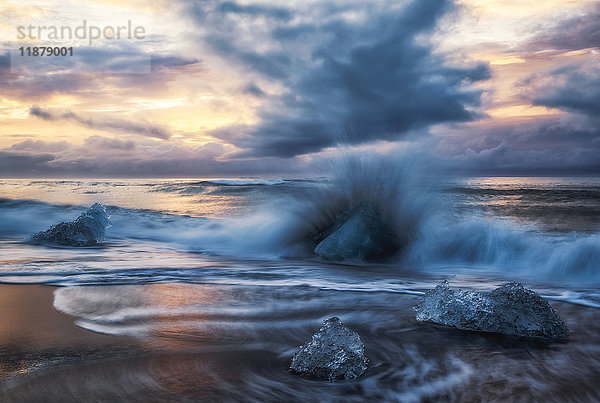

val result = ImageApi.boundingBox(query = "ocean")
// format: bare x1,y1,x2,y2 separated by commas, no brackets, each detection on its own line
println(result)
0,172,599,401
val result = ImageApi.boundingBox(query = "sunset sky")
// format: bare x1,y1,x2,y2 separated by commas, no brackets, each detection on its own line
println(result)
0,0,599,177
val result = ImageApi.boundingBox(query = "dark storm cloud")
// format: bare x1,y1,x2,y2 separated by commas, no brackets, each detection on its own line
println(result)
467,117,600,152
150,56,200,71
0,52,9,72
271,24,316,41
185,0,490,158
204,34,292,79
449,142,600,175
30,105,172,140
243,83,266,97
443,117,600,175
0,151,56,175
29,105,54,120
0,138,311,178
533,68,600,118
217,1,292,21
528,3,600,51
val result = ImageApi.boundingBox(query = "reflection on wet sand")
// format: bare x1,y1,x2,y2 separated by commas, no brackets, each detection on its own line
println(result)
0,285,136,381
1,284,599,401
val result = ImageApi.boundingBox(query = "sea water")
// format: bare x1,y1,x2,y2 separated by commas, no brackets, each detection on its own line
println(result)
0,171,599,400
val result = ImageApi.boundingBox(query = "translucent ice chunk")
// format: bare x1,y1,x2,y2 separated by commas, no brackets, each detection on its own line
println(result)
415,281,569,340
290,317,368,380
30,203,110,247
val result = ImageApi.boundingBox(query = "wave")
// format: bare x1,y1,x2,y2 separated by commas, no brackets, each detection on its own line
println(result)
200,179,287,186
261,153,600,282
453,186,600,199
1,158,599,284
150,179,290,195
0,198,84,237
407,215,600,281
268,153,436,258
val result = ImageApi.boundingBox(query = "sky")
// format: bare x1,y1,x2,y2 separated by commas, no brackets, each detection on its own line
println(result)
0,0,599,177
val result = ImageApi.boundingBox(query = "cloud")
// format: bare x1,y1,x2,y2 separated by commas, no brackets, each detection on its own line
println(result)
0,136,315,177
28,106,54,120
11,0,600,176
448,142,600,175
0,47,201,101
30,105,172,140
243,83,266,97
271,24,316,41
0,61,94,101
204,34,292,79
185,0,490,158
10,139,71,152
457,12,600,176
533,67,600,118
84,135,136,151
0,52,10,74
0,151,56,176
528,3,600,52
150,56,201,72
522,5,600,121
217,1,292,21
439,116,600,175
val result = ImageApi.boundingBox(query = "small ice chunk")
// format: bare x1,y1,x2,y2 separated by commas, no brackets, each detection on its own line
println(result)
30,203,110,247
290,317,368,380
415,281,569,340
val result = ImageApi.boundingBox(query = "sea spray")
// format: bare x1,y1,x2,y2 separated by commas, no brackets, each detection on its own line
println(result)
407,214,600,281
275,150,439,259
2,172,598,281
144,151,441,259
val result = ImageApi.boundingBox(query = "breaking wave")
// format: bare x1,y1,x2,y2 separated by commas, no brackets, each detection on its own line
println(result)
0,152,599,284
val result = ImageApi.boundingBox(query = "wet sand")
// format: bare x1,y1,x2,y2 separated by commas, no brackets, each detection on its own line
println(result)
0,285,139,398
0,285,125,350
1,283,599,402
